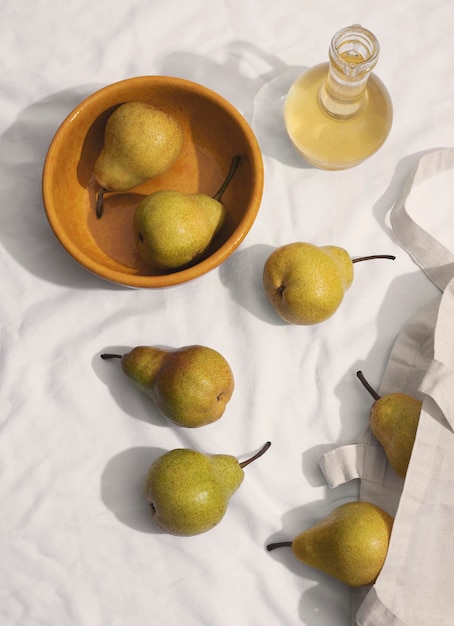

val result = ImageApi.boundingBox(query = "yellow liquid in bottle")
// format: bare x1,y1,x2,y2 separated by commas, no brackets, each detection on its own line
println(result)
284,62,393,170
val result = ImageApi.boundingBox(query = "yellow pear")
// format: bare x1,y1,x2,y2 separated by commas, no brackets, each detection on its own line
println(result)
357,371,422,478
133,155,240,270
94,101,184,217
101,344,234,427
267,501,393,587
144,442,271,535
262,242,395,325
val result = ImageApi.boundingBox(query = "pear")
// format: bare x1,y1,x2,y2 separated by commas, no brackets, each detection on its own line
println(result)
144,442,271,536
101,344,234,427
262,242,395,325
267,501,393,587
357,371,422,478
133,155,241,270
94,101,184,218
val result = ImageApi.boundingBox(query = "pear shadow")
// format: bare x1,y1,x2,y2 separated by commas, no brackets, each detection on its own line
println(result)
101,445,167,533
298,578,351,626
92,347,170,428
160,41,310,168
301,361,371,492
266,499,355,625
265,500,331,579
301,361,373,490
265,495,358,576
336,359,372,435
348,268,439,384
76,104,118,189
0,84,126,289
218,243,288,325
311,269,440,500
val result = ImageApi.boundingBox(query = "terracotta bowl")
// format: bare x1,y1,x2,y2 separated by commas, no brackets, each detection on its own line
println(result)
42,76,264,288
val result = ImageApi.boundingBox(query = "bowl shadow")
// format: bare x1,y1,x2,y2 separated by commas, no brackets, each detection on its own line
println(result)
1,43,311,289
0,84,125,289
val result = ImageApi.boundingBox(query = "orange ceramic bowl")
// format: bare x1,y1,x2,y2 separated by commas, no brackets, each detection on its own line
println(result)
42,76,264,288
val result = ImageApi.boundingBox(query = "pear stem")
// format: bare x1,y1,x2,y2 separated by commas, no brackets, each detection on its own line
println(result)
356,370,381,401
96,187,106,219
266,541,292,551
100,353,122,360
213,155,241,202
239,441,271,469
352,255,396,263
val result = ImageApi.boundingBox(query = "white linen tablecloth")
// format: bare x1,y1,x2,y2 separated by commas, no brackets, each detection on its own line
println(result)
1,1,453,625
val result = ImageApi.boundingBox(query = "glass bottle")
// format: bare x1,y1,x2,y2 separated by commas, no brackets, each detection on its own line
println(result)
284,24,392,170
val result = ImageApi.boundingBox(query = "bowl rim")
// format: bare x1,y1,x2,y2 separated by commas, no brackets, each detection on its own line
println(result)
42,75,264,288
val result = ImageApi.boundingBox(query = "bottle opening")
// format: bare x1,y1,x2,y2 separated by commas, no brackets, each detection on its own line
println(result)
330,24,380,77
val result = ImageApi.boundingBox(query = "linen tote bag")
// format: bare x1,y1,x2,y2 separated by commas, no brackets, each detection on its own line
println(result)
319,147,454,626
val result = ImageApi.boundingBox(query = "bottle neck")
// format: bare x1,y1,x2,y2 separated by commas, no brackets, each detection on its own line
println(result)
319,25,380,119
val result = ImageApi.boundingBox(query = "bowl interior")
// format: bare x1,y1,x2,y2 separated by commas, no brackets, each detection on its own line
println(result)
42,76,264,287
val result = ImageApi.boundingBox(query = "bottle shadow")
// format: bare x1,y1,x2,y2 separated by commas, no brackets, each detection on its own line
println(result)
160,41,310,168
252,64,312,168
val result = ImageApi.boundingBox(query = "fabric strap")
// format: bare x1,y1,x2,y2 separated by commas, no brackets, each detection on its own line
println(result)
390,148,454,292
319,147,454,626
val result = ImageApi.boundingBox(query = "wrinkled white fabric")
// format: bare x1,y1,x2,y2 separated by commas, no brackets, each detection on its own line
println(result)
1,2,454,625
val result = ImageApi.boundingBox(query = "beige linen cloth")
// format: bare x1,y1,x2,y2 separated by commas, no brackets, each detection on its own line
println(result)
319,148,454,625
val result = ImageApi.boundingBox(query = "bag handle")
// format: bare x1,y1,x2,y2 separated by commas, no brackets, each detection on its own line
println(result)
318,442,387,489
419,276,454,430
391,147,454,430
320,148,454,489
390,148,454,292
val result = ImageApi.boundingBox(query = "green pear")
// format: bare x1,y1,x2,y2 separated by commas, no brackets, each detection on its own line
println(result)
267,501,393,587
357,371,422,478
262,242,395,325
133,155,241,270
101,344,234,427
94,101,184,217
144,442,271,535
